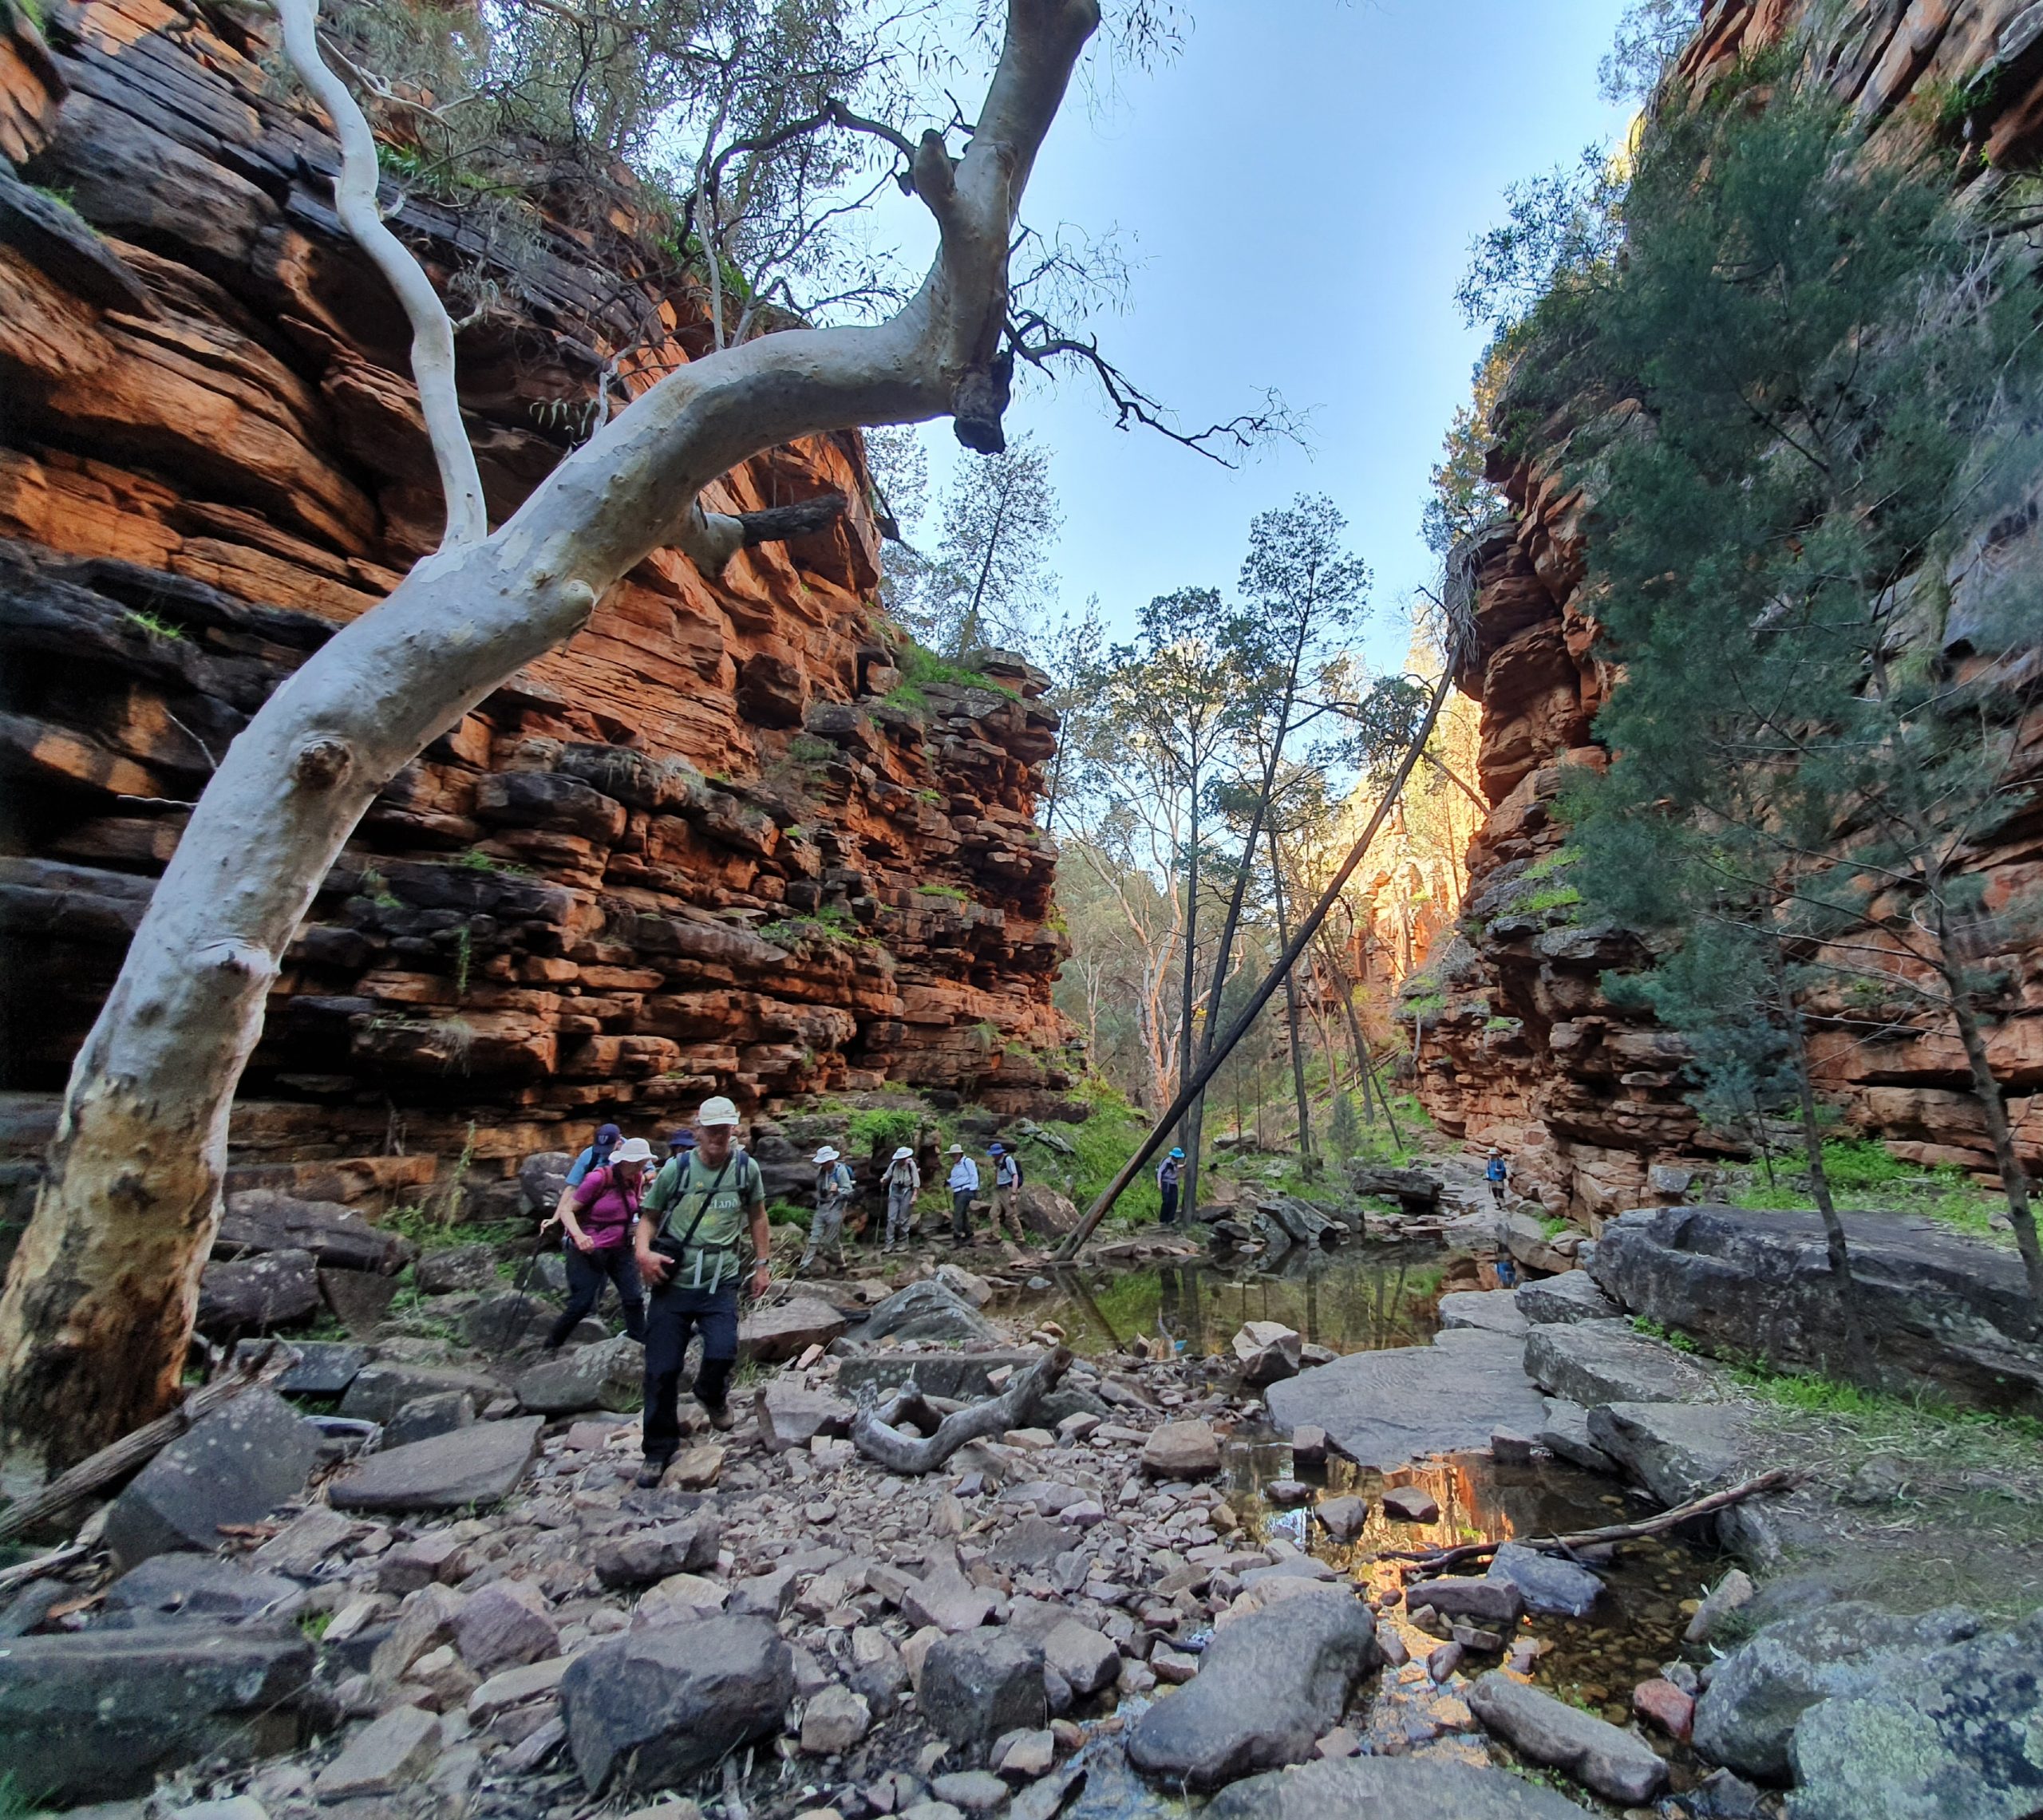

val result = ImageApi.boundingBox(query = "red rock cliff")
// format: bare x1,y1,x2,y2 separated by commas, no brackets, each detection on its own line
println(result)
0,0,1077,1202
1416,0,2043,1221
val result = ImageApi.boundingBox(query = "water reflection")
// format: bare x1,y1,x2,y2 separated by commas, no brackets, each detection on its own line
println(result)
1002,1241,1450,1359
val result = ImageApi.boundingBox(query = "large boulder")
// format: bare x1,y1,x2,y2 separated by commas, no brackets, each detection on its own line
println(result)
215,1190,415,1275
1514,1269,1618,1326
1466,1672,1668,1803
328,1415,543,1514
1231,1321,1303,1385
1586,1400,1753,1506
0,1625,312,1805
1487,1542,1602,1617
102,1554,302,1625
104,1388,322,1570
559,1615,792,1793
414,1243,504,1296
519,1151,575,1214
1265,1332,1547,1471
339,1362,504,1424
383,1390,476,1449
515,1335,644,1415
1346,1165,1441,1212
1439,1289,1530,1337
1015,1183,1080,1238
1207,1755,1599,1818
1522,1319,1725,1407
919,1629,1047,1746
738,1296,849,1363
196,1249,322,1335
1591,1205,2043,1415
1786,1607,2043,1820
1124,1595,1379,1790
1691,1601,1981,1782
859,1280,995,1344
591,1512,721,1590
836,1349,1041,1401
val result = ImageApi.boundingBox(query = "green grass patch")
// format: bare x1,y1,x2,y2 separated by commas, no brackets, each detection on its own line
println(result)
766,1200,810,1228
123,606,184,642
1630,1313,1699,1353
761,903,863,950
1019,1076,1163,1228
1725,1139,2010,1243
381,1204,524,1252
915,883,970,903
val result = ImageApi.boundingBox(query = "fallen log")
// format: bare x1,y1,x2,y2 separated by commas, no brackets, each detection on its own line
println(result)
0,1541,89,1597
0,1340,294,1546
852,1346,1074,1474
1381,1468,1804,1577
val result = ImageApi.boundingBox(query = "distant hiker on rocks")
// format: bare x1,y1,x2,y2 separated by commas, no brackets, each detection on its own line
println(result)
1156,1147,1184,1226
988,1141,1026,1246
635,1096,770,1484
946,1143,980,1243
881,1146,919,1250
666,1128,696,1159
546,1135,650,1349
1486,1147,1510,1209
801,1144,855,1274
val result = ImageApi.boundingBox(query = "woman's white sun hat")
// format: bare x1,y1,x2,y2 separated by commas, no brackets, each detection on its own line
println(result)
612,1137,654,1165
697,1096,741,1127
813,1146,840,1163
892,1146,915,1162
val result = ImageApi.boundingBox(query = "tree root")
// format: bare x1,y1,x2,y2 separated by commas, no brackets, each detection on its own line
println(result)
1381,1467,1804,1578
851,1345,1073,1474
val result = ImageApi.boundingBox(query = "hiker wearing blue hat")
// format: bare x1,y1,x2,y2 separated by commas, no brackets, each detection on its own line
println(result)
1156,1147,1185,1226
668,1129,697,1155
551,1121,623,1227
987,1141,1027,1246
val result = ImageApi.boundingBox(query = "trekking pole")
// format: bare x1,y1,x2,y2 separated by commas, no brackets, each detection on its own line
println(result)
492,1213,557,1362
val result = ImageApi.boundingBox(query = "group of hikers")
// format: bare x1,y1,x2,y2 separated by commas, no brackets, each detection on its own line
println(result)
537,1100,1033,1485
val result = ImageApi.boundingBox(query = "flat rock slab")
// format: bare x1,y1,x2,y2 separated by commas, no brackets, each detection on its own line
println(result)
0,1624,312,1806
514,1336,644,1415
1467,1671,1668,1803
103,1554,301,1624
340,1362,504,1425
836,1350,1042,1402
1523,1320,1726,1408
1514,1270,1618,1326
739,1296,850,1363
1587,1400,1754,1506
1438,1289,1530,1337
1536,1396,1618,1475
1206,1754,1599,1818
1488,1542,1602,1617
234,1337,373,1396
858,1281,995,1344
1125,1594,1378,1790
329,1415,543,1513
105,1387,322,1571
1265,1332,1547,1471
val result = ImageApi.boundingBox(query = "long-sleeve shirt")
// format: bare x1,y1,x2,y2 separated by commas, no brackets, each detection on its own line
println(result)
815,1162,854,1209
1156,1159,1182,1190
947,1156,979,1193
571,1164,642,1248
884,1160,920,1199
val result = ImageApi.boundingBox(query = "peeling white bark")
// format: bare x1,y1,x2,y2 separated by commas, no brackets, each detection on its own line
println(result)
0,0,1103,1467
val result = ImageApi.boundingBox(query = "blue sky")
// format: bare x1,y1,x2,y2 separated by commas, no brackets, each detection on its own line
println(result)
895,0,1637,671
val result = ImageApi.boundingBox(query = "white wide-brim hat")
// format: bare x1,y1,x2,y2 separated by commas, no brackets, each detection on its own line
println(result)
814,1146,840,1163
892,1147,915,1162
613,1137,654,1165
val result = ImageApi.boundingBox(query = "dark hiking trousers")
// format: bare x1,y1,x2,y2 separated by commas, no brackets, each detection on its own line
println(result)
1159,1182,1179,1226
642,1279,739,1464
546,1243,646,1348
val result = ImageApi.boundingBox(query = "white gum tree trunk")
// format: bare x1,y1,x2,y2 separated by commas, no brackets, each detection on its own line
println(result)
0,0,1101,1469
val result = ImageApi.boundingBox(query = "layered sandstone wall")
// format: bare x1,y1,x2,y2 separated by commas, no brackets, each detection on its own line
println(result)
1415,0,2043,1220
0,0,1076,1203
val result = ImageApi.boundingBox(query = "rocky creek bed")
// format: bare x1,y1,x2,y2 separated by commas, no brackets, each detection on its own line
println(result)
3,1186,2041,1820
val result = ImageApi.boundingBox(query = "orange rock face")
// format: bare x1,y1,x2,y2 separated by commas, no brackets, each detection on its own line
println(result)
1419,2,2043,1219
0,0,1077,1195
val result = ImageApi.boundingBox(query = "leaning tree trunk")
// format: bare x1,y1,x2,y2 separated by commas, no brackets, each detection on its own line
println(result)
0,0,1103,1471
1175,785,1202,1218
1270,827,1315,1179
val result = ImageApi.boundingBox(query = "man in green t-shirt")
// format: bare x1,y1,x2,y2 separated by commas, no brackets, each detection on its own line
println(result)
633,1094,772,1484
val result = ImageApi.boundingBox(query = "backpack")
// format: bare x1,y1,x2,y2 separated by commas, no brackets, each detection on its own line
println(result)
1003,1154,1025,1187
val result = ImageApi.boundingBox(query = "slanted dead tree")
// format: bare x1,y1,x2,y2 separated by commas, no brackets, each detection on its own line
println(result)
851,1346,1074,1473
0,0,1121,1471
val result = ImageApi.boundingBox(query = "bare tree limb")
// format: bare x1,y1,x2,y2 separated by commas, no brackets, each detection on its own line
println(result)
852,1346,1073,1472
273,0,488,550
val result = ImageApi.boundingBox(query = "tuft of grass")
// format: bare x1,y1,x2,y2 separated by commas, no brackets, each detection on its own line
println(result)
1630,1313,1699,1353
761,902,864,951
1725,1139,2010,1243
915,882,970,903
123,606,185,642
847,1106,926,1155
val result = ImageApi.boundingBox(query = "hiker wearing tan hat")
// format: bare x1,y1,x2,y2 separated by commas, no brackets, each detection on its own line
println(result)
634,1095,769,1482
881,1145,920,1250
946,1143,980,1244
800,1144,856,1274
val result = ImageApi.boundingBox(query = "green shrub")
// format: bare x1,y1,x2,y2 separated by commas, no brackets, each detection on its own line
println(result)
847,1106,923,1155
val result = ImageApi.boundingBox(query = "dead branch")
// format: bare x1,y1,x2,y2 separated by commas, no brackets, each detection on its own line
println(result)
1381,1468,1804,1577
852,1346,1073,1474
0,1542,89,1597
0,1341,294,1546
735,492,848,547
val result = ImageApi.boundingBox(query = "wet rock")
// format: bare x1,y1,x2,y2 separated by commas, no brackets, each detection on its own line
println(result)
1587,1400,1751,1506
592,1514,721,1589
413,1245,504,1296
1289,1423,1329,1464
1231,1321,1302,1385
1487,1542,1602,1617
1410,1577,1523,1626
234,1339,372,1397
514,1336,644,1415
1523,1319,1725,1407
1691,1601,1980,1782
383,1391,475,1448
455,1579,558,1675
757,1381,856,1451
0,1625,312,1805
560,1616,794,1793
102,1554,301,1626
1314,1494,1369,1542
105,1388,322,1570
860,1281,995,1344
1206,1754,1600,1818
1266,1332,1546,1471
313,1703,441,1801
328,1415,543,1513
1438,1289,1529,1337
1514,1269,1618,1326
919,1629,1047,1747
1380,1485,1440,1522
338,1364,504,1425
196,1250,322,1335
1041,1619,1118,1696
1466,1672,1668,1803
1534,1396,1617,1474
1124,1594,1379,1790
1633,1676,1694,1742
801,1684,871,1754
741,1297,852,1363
1140,1421,1219,1479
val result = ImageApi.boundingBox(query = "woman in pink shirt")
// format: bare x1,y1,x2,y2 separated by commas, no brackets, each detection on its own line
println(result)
544,1134,651,1348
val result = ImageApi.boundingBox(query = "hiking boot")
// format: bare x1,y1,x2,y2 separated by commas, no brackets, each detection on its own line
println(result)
635,1458,670,1488
701,1399,737,1432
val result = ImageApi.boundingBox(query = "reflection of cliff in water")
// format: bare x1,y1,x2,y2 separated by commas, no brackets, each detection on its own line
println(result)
1008,1241,1449,1358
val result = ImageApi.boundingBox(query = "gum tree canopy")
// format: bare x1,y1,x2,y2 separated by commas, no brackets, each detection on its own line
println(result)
0,0,1120,1470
